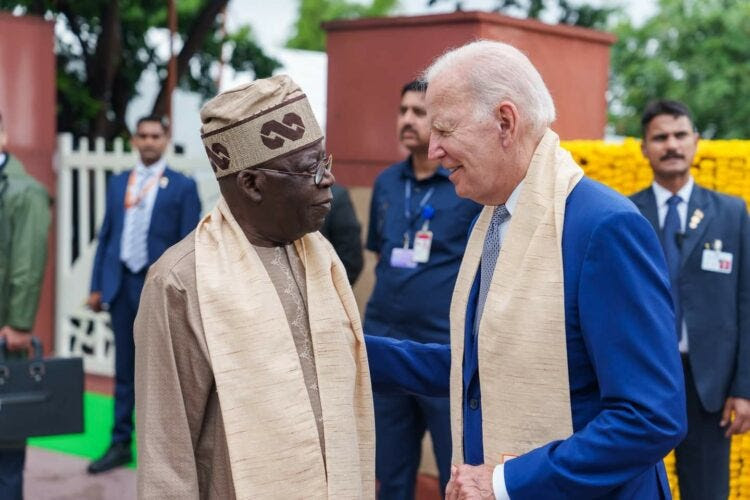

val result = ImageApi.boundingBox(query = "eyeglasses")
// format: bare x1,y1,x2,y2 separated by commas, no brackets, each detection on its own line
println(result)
255,154,333,186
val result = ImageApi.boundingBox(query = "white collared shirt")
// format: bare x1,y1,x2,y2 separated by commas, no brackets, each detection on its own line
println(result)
497,180,523,243
120,157,167,271
651,176,694,353
490,180,523,500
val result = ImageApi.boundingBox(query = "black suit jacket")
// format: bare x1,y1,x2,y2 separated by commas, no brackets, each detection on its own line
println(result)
631,184,750,412
320,184,363,284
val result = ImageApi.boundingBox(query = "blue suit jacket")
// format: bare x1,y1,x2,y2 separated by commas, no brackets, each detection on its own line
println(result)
631,184,750,412
367,177,687,499
90,167,201,304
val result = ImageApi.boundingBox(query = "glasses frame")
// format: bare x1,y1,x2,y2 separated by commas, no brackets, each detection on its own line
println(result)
255,153,333,186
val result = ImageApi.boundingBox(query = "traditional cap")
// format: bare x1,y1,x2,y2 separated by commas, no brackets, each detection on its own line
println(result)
200,75,323,178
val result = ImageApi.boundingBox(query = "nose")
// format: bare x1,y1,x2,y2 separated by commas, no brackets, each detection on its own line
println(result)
428,133,444,161
665,134,680,150
319,168,335,188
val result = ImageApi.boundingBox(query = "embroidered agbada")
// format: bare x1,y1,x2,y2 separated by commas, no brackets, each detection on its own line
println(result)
193,198,375,499
449,129,583,464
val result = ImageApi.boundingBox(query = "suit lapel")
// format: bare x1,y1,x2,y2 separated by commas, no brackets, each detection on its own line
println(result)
681,184,713,267
633,188,660,236
150,166,173,221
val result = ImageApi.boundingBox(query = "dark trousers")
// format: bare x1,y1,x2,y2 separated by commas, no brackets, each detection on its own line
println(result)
374,393,452,500
0,447,26,500
108,267,146,445
675,357,731,500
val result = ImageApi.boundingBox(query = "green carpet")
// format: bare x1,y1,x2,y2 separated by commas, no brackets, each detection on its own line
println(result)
28,392,137,467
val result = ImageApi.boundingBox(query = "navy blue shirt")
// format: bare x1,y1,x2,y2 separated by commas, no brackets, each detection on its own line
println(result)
365,157,482,344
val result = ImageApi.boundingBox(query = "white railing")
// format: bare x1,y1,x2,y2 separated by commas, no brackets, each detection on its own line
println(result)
55,133,219,375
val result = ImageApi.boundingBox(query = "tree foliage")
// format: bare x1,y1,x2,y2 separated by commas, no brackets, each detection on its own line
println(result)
286,0,398,52
0,0,281,140
610,0,750,138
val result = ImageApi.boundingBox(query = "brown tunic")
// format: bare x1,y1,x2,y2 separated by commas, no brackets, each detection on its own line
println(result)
135,235,324,499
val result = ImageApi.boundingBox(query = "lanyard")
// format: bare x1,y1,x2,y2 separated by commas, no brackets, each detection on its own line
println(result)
125,168,163,209
404,179,434,221
402,180,435,248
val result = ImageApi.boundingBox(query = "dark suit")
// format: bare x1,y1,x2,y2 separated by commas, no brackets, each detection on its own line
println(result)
320,184,363,284
91,166,200,445
632,183,750,500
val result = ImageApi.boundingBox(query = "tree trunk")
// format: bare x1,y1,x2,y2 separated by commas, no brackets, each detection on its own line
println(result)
151,0,229,117
90,0,122,139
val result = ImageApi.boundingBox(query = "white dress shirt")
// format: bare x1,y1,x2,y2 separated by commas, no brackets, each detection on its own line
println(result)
651,177,693,353
120,158,166,272
487,180,523,500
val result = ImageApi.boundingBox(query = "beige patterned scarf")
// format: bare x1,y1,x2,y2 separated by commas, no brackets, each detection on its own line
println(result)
194,198,375,499
449,129,583,464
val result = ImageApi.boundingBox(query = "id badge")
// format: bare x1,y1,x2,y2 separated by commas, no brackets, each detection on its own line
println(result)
390,247,417,268
412,230,433,263
701,249,733,274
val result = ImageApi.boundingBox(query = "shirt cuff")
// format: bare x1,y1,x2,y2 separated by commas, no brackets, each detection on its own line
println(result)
492,464,510,500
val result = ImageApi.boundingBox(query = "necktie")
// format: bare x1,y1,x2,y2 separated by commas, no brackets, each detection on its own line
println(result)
474,205,511,335
662,195,683,338
123,169,154,273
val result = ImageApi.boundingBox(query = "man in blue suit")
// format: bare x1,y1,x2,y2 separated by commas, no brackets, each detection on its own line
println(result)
86,115,201,473
366,41,686,499
631,100,750,500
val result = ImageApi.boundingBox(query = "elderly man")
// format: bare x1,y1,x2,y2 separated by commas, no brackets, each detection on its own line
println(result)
366,40,686,499
134,76,374,499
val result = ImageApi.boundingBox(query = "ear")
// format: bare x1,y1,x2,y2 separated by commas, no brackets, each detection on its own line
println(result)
236,169,264,204
493,101,520,147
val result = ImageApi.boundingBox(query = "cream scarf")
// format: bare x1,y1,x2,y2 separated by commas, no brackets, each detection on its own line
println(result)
449,129,583,464
194,198,375,499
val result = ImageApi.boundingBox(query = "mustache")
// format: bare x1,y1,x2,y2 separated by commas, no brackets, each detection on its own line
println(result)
660,151,684,161
399,126,417,137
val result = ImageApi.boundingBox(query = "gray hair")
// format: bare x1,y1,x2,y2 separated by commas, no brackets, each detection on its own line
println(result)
423,40,556,135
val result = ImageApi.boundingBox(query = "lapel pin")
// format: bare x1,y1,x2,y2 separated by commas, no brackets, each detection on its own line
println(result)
713,239,722,252
694,208,704,219
160,176,169,188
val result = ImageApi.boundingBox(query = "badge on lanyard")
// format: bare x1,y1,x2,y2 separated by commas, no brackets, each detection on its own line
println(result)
413,204,435,263
701,239,732,274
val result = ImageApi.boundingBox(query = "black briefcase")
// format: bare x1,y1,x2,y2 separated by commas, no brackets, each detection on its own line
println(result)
0,337,84,440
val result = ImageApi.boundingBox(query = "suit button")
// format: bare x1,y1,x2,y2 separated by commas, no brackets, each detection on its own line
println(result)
469,398,479,410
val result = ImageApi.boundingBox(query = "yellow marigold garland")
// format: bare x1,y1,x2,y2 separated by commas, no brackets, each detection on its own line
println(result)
561,138,750,499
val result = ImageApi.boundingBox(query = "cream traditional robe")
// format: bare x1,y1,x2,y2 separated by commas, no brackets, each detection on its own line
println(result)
134,217,375,499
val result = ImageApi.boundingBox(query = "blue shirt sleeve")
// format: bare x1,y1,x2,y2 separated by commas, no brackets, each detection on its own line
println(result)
365,335,451,398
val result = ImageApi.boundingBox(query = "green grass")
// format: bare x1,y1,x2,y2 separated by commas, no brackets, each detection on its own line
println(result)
28,392,137,467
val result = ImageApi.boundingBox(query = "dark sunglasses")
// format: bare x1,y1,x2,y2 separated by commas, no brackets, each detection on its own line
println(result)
255,154,333,186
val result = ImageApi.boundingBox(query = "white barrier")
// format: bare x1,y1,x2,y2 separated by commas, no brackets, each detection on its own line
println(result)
55,133,218,375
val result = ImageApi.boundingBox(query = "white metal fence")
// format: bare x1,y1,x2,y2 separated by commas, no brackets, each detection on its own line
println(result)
55,133,219,375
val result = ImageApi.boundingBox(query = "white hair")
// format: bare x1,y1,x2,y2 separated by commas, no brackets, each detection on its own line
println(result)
423,40,556,135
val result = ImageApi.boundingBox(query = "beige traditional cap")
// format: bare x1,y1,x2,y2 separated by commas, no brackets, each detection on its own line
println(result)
200,74,324,178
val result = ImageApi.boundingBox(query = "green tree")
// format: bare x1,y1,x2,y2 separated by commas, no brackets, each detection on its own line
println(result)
286,0,398,52
610,0,750,138
0,1,281,140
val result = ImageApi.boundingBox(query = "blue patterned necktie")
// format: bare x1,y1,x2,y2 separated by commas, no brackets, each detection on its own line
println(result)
474,205,511,335
122,168,155,273
662,195,683,339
